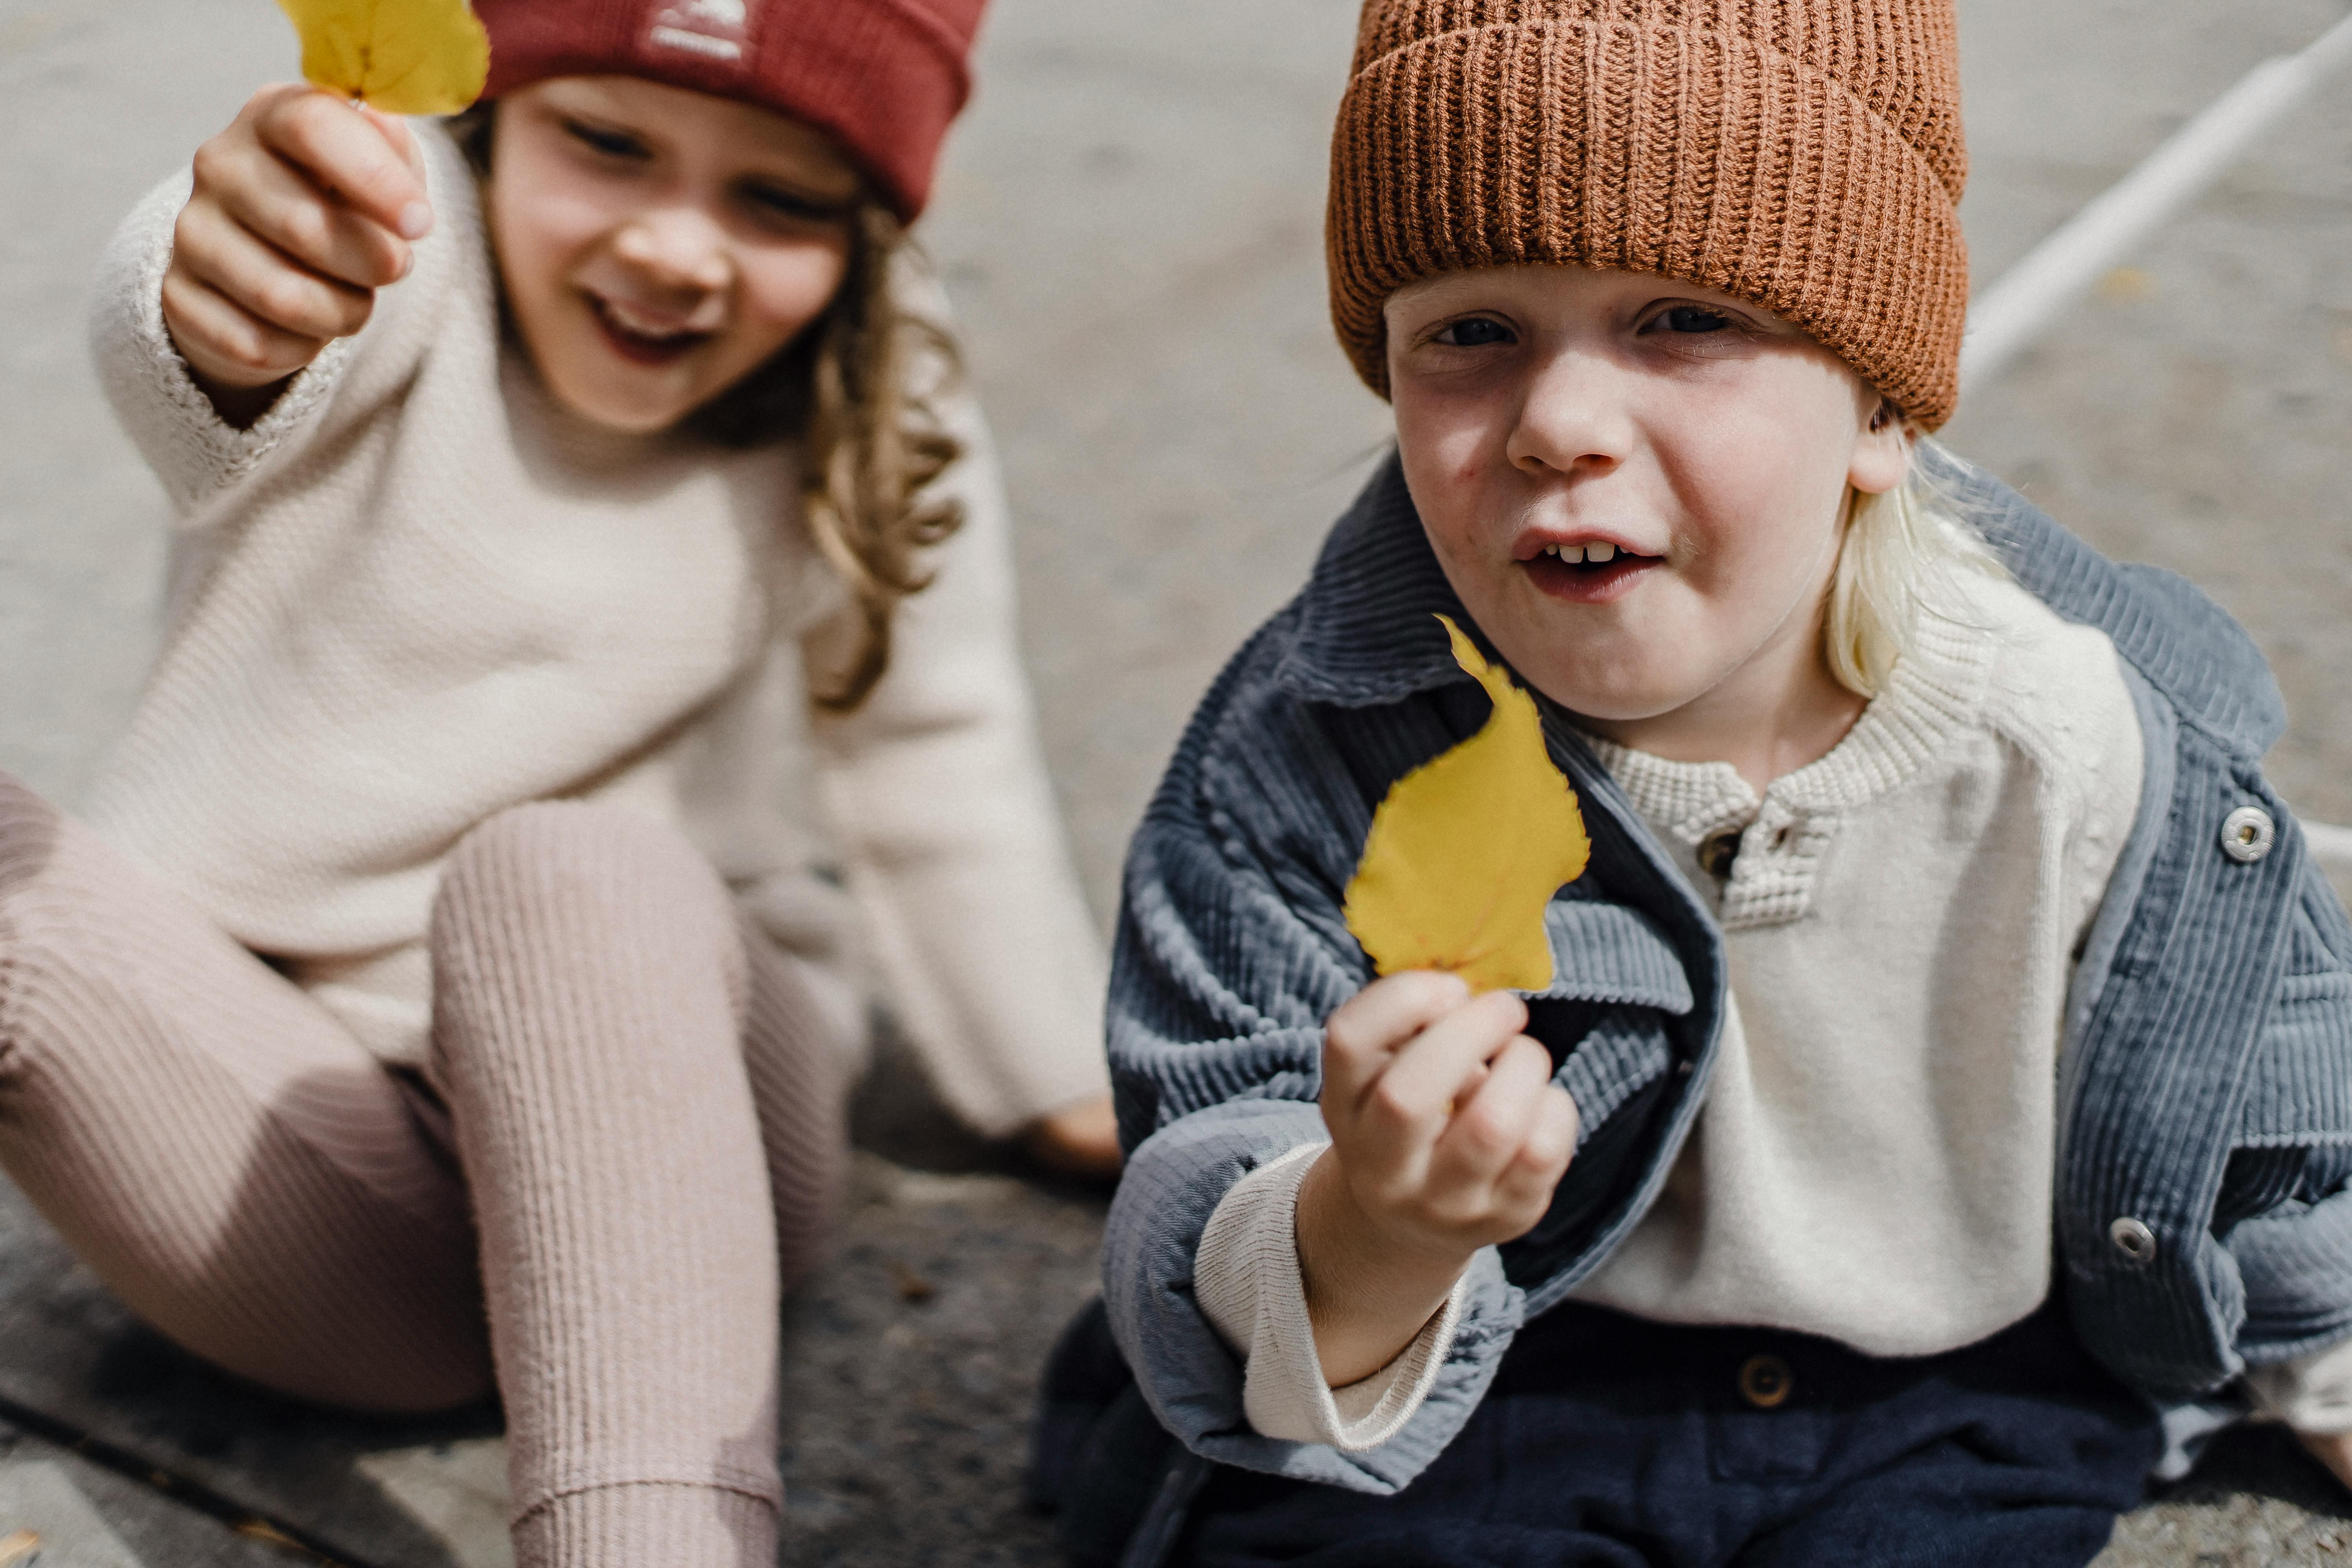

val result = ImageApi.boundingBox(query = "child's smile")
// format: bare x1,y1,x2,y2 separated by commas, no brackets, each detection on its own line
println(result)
584,292,718,367
486,75,860,435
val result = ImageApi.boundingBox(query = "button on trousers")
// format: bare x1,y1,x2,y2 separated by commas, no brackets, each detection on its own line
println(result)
1180,1296,2161,1568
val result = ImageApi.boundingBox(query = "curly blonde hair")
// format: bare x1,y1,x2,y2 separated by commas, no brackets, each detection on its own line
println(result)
451,107,965,713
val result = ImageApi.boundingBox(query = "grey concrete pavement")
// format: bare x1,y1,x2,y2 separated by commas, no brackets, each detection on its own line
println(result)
3,0,2352,1561
1945,0,2352,846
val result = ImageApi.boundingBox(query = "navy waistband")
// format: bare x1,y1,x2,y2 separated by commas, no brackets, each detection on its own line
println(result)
1499,1295,2114,1411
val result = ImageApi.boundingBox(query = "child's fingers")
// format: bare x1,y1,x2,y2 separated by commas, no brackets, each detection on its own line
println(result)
1371,989,1528,1116
1323,970,1472,1104
212,145,412,290
1424,1034,1554,1195
159,268,327,387
1475,1086,1577,1241
1346,990,1528,1188
255,87,434,243
356,104,428,187
1494,1085,1579,1208
173,200,376,345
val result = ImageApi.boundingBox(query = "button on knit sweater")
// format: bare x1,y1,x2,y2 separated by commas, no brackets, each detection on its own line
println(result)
81,123,1109,1136
1198,576,2198,1448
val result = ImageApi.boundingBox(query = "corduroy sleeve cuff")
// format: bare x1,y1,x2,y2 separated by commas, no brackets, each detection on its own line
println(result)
1103,1098,1524,1495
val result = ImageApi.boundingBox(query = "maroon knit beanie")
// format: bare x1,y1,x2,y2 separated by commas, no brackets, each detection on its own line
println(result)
1329,0,1972,428
474,0,987,221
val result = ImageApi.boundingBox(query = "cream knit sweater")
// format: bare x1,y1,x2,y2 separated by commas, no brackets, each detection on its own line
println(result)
82,124,1110,1136
1201,578,2155,1446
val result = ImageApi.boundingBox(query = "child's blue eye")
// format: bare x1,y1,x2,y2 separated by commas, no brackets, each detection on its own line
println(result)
1437,318,1514,348
1657,305,1732,334
565,120,650,161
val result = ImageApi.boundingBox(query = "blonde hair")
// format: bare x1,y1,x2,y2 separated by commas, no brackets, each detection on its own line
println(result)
450,107,964,714
1823,438,2010,699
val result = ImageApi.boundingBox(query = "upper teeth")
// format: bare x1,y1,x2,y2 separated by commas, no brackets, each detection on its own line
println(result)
1543,542,1618,563
603,299,690,339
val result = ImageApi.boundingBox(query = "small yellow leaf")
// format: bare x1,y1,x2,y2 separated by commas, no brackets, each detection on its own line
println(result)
276,0,490,116
1343,615,1590,993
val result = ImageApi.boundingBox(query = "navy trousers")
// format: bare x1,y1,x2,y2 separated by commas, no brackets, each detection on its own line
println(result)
1178,1299,2161,1568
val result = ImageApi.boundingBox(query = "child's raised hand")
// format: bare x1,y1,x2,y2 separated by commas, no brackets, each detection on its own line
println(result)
1294,971,1578,1386
163,85,434,416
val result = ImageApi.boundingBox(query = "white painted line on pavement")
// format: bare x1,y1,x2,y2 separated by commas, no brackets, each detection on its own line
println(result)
2306,819,2352,873
1958,7,2352,399
1953,11,2352,864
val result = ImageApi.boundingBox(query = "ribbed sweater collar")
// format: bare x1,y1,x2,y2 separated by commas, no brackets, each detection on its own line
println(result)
1584,602,1996,846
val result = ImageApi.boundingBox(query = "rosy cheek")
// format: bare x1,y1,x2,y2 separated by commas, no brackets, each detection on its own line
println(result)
741,248,846,338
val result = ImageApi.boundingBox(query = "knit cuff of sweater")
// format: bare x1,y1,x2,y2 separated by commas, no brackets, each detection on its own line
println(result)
1195,1142,1469,1452
104,171,357,508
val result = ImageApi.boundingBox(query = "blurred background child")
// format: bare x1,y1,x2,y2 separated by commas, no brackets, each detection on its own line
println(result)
0,0,1116,1562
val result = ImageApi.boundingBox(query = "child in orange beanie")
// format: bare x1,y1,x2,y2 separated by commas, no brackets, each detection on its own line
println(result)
0,2,1117,1563
1038,2,2352,1563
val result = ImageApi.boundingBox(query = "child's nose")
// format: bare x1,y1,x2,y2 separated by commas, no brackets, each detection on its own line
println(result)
612,210,733,296
1508,351,1636,477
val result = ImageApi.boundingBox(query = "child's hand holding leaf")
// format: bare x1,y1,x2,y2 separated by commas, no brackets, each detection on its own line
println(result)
1300,971,1579,1385
165,85,433,419
1296,622,1590,1387
163,0,487,419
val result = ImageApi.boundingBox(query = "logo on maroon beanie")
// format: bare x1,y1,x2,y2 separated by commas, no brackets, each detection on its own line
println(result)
645,0,756,63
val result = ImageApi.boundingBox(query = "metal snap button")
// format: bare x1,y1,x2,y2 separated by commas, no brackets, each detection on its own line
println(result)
1738,1354,1793,1409
2110,1216,2158,1263
2220,806,2276,864
1697,829,1744,880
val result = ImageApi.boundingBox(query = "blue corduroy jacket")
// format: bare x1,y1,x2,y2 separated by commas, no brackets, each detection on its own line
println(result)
1098,450,2352,1498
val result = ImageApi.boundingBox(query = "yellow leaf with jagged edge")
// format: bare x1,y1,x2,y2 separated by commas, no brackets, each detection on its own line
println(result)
276,0,490,116
1343,615,1591,993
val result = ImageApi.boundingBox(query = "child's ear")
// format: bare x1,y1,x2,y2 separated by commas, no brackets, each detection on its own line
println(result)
1850,396,1909,496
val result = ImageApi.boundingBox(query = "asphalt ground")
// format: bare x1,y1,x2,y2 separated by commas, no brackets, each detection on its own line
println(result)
2,0,2350,1561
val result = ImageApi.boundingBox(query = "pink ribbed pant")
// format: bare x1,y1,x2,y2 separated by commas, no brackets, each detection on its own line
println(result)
0,775,849,1566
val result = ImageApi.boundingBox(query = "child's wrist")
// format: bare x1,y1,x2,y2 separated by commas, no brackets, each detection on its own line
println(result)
1297,1149,1475,1385
1301,1145,1482,1278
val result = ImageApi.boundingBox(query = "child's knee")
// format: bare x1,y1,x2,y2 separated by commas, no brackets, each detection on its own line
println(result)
435,801,739,950
428,801,750,1060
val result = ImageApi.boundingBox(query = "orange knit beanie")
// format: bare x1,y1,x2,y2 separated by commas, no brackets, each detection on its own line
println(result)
1328,0,1972,428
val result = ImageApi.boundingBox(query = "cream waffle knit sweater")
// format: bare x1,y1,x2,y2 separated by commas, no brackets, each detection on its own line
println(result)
80,123,1109,1136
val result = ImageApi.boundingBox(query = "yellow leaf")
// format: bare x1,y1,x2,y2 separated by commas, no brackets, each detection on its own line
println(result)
276,0,490,116
1343,615,1590,993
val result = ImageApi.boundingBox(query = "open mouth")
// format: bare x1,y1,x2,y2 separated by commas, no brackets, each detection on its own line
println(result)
588,295,711,367
1519,541,1662,602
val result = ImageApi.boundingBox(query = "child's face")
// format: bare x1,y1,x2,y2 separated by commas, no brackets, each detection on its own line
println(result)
486,76,861,435
1385,266,1907,725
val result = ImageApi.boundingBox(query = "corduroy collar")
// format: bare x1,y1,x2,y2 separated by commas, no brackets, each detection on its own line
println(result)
1270,454,1474,708
1271,445,2286,762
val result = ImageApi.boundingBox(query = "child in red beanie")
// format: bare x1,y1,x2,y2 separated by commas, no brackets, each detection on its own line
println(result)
0,2,1115,1562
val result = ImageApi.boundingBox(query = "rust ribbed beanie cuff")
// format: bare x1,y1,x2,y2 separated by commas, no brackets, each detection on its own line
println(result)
1328,2,1972,428
475,0,988,221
